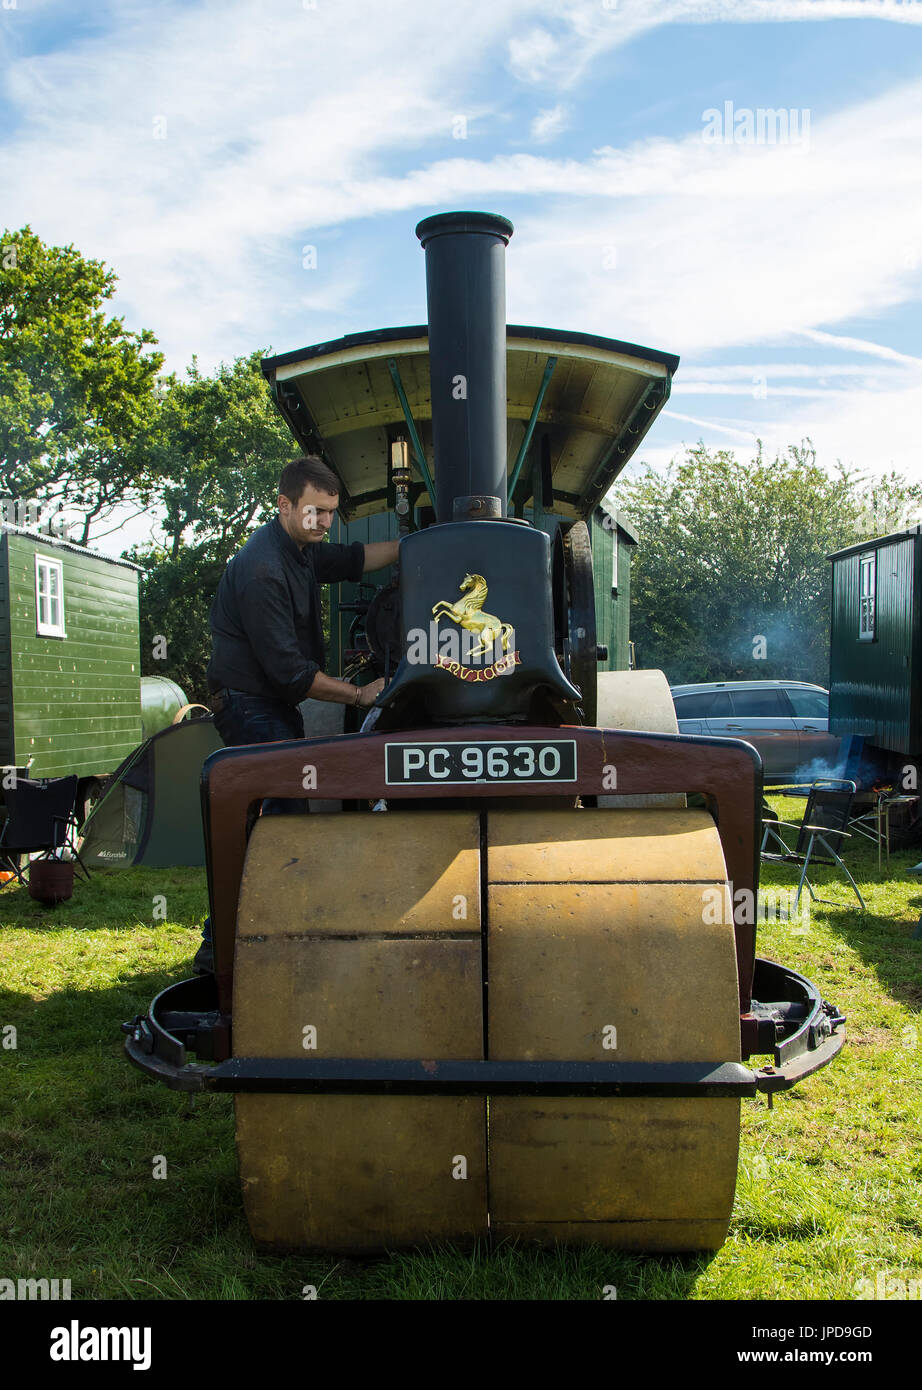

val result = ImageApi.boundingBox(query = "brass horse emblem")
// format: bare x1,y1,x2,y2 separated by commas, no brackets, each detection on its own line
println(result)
431,573,514,658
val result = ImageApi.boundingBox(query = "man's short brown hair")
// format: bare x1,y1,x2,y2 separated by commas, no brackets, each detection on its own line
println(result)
278,455,341,504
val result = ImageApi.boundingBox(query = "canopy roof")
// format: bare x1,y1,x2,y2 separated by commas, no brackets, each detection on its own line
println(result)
262,324,678,522
828,524,922,561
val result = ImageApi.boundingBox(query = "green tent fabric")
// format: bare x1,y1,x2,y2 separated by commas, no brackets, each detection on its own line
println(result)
80,717,224,868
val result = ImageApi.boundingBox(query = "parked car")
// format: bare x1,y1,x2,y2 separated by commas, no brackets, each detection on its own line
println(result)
670,680,842,784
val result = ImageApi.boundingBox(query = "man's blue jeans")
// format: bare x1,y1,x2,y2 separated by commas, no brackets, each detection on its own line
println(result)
212,688,310,815
201,688,309,949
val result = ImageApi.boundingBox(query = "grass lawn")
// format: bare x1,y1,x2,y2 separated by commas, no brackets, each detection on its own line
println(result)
1,800,920,1301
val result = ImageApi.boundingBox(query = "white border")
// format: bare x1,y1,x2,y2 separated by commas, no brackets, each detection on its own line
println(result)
35,552,66,637
384,738,578,786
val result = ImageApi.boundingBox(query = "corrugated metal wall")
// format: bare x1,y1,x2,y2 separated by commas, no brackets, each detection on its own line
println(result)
588,510,633,671
6,533,143,777
829,533,918,755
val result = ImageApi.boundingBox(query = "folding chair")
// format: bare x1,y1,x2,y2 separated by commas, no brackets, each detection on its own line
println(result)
761,779,866,911
0,775,90,885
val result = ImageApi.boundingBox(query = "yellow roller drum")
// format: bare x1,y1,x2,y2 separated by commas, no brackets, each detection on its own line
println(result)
233,811,488,1253
232,804,741,1254
486,806,741,1252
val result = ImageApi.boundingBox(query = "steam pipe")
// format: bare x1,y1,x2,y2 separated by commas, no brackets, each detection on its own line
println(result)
415,211,514,523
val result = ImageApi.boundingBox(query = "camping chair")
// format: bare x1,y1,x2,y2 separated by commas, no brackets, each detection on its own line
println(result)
0,776,90,885
761,779,866,911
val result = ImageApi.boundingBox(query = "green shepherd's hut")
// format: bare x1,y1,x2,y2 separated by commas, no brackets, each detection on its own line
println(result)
0,522,143,812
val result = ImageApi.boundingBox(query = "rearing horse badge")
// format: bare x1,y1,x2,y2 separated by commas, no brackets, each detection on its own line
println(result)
431,573,520,680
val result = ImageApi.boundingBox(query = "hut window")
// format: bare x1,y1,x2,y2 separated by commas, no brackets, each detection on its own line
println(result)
35,554,65,637
858,552,875,642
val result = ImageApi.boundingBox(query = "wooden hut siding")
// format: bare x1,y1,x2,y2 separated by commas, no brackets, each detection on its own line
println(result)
0,535,13,765
828,529,921,757
5,531,142,778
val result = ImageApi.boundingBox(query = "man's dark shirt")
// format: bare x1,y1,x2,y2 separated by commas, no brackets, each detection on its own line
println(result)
207,516,365,704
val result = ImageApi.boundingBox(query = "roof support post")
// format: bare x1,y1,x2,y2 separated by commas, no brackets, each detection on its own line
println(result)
387,358,437,508
507,355,557,503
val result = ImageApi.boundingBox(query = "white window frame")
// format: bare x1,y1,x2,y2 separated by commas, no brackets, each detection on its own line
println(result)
858,551,875,642
35,553,66,638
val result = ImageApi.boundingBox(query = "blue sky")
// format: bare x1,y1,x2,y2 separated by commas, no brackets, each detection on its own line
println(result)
1,0,921,555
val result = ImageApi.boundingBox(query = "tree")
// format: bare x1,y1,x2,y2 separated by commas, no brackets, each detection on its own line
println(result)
136,352,295,558
126,352,301,701
0,226,163,543
131,545,227,703
610,441,922,685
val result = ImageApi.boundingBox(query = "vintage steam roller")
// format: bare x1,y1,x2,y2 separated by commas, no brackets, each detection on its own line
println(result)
124,212,845,1254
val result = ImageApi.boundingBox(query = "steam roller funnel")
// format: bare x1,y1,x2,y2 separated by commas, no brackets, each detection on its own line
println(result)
415,212,514,523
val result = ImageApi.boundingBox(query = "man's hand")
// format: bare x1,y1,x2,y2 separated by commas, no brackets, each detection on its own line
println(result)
356,677,385,709
304,671,385,707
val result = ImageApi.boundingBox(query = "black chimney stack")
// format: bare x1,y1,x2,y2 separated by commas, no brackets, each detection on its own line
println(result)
415,211,514,524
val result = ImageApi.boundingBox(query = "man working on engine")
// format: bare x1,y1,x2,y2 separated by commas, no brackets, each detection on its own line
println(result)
195,454,398,973
208,453,397,747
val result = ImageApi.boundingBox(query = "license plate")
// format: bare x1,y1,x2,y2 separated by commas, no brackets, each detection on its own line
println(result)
385,739,577,786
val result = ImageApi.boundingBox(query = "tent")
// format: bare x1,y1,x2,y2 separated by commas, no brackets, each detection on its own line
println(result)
80,717,223,868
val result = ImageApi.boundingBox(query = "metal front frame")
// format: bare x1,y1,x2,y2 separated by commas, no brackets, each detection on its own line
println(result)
201,725,763,1019
120,729,847,1095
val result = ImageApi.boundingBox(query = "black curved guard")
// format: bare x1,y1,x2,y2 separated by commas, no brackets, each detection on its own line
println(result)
123,957,844,1097
748,956,847,1094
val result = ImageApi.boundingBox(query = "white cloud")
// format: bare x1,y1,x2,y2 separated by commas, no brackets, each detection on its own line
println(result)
4,0,919,375
508,26,559,83
498,82,922,358
795,329,922,367
674,362,918,380
530,104,570,142
674,356,922,405
750,380,922,477
0,0,541,368
4,0,922,521
661,410,760,441
635,355,922,480
502,0,922,90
